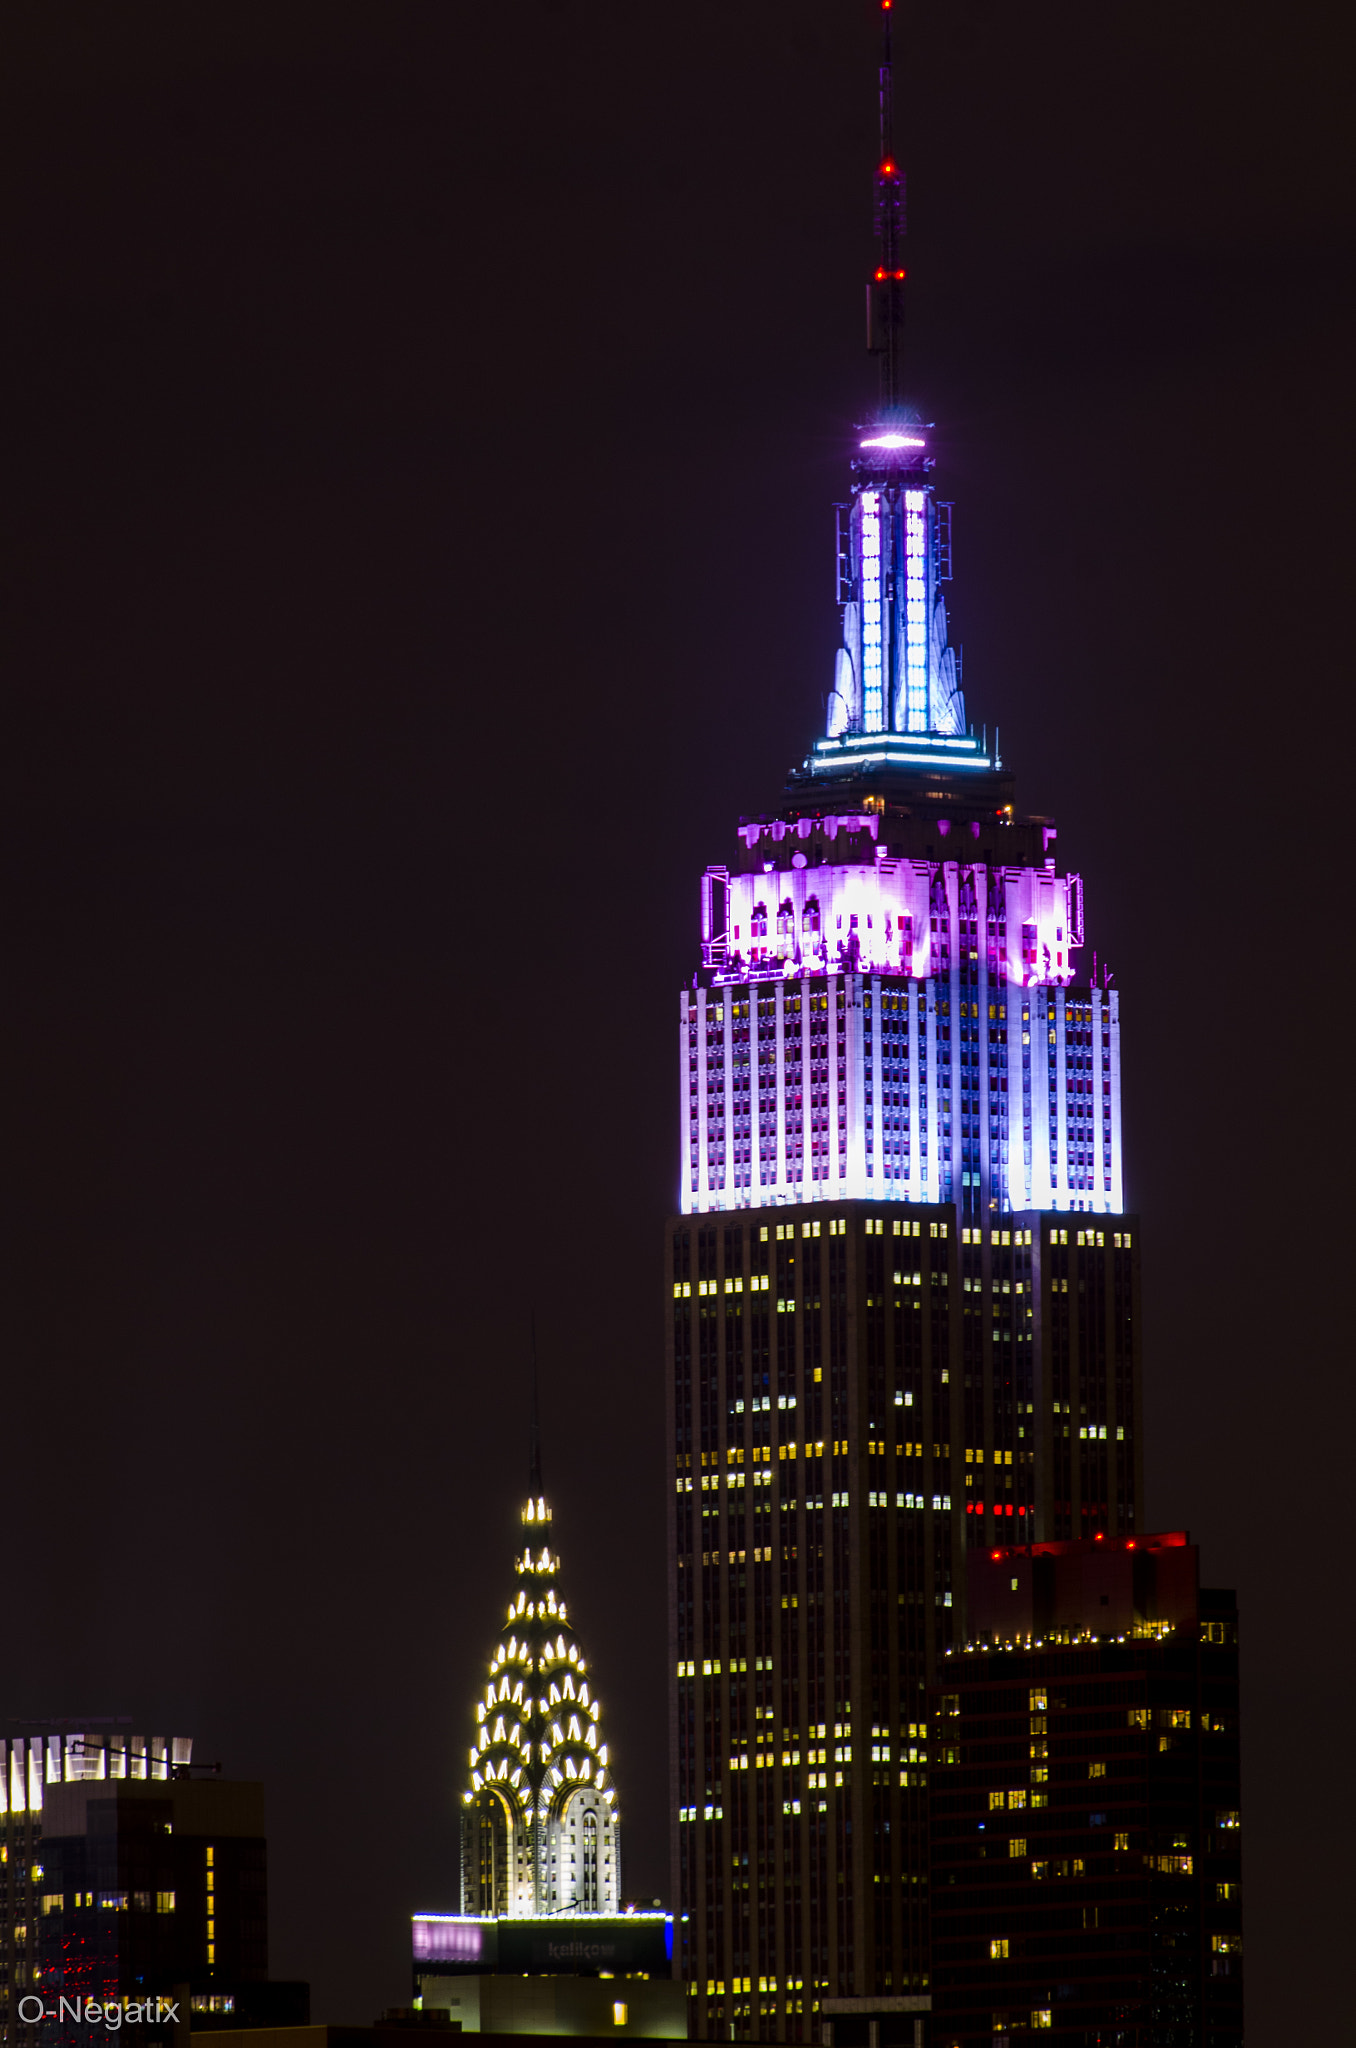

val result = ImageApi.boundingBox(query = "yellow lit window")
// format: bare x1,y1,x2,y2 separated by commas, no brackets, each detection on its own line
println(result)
1007,1789,1027,1810
989,1938,1009,1960
989,1790,1006,1811
1113,1833,1129,1852
612,2003,628,2026
1033,2013,1052,2030
157,1892,176,1913
1088,1761,1106,1779
1009,1839,1026,1859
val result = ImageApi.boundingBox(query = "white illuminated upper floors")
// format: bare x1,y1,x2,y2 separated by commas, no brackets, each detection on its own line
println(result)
679,935,1121,1221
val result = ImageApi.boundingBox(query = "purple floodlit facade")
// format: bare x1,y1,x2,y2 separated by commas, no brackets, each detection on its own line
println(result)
681,430,1123,1222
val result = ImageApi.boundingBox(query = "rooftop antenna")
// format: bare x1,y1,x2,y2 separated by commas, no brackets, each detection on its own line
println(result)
529,1310,543,1497
868,1,907,408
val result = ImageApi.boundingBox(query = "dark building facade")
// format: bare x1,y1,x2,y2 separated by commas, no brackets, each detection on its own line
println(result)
666,1203,1140,2038
31,1767,268,2048
0,1727,193,2048
929,1534,1242,2046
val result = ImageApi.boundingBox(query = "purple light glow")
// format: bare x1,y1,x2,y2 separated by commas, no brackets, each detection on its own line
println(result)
412,1917,484,1962
859,434,924,449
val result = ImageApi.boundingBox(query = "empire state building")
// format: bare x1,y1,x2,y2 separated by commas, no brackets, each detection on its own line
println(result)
665,5,1142,2038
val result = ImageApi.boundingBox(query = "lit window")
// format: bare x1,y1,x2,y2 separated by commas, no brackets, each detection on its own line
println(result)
989,1938,1009,1960
1008,1838,1026,1859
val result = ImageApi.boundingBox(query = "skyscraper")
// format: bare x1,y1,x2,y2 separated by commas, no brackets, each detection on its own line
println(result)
665,7,1141,2038
0,1727,190,2048
460,1482,621,1919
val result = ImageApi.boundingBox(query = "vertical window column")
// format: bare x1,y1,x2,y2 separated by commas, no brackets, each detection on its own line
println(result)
722,994,735,1205
869,976,883,1186
906,979,923,1201
697,986,711,1212
844,974,866,1199
775,981,788,1194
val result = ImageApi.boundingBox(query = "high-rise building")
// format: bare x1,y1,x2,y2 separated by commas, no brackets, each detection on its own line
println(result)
0,1726,189,2047
0,1727,272,2048
460,1486,621,1919
929,1533,1243,2047
664,8,1141,2039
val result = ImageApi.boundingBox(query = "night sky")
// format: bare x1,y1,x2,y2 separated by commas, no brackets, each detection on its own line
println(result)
3,2,1351,2037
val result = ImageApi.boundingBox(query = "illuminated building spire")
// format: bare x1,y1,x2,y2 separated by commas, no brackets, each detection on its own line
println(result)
809,1,974,776
460,1493,621,1918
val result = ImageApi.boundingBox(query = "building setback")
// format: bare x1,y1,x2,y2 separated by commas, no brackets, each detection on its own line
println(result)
929,1534,1242,2046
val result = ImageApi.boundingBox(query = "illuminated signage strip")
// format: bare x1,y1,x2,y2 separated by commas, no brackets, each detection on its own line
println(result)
810,732,981,755
811,748,988,773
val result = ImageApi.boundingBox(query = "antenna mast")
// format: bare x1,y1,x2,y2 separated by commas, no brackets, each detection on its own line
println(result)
529,1311,542,1497
868,1,907,407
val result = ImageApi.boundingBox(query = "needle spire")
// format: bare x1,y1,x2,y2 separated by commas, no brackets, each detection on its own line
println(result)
529,1311,543,1498
868,1,907,408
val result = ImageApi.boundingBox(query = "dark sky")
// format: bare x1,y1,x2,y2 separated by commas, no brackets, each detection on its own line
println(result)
2,0,1352,2036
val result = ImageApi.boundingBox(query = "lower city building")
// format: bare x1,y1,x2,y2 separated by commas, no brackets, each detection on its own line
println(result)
0,1726,278,2048
929,1533,1242,2046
